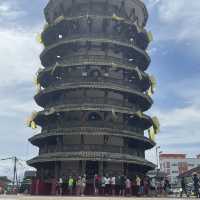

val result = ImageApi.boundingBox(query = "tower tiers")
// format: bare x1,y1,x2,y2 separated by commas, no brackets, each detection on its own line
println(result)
28,0,156,182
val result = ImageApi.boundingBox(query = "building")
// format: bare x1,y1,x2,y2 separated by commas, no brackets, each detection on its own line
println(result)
0,176,11,194
27,0,158,194
160,154,200,184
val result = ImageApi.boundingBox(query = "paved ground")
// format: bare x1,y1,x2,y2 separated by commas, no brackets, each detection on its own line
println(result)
0,195,194,200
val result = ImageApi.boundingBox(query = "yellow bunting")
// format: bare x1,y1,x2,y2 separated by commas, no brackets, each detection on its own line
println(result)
36,68,43,76
54,15,65,24
135,111,143,118
148,126,156,141
31,121,37,129
26,111,38,129
147,31,153,43
36,83,41,93
112,109,117,120
26,118,32,127
33,76,39,85
149,75,157,93
147,86,153,97
112,14,124,21
44,107,55,116
43,23,49,31
36,33,43,44
31,111,38,121
152,116,160,134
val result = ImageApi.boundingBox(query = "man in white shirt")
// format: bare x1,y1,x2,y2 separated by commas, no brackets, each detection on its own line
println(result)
105,175,111,195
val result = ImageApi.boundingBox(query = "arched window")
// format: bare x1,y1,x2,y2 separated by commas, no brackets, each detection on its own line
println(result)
87,112,102,121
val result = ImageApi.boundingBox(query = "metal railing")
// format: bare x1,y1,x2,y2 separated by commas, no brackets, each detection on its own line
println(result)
39,144,143,158
45,97,137,109
42,121,143,134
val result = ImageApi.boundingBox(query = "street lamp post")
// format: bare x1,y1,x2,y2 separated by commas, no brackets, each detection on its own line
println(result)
156,146,160,169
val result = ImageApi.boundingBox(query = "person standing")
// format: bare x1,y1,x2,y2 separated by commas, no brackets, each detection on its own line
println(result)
180,177,188,198
115,175,121,196
80,175,86,196
125,177,132,196
58,177,63,195
101,175,106,195
193,173,200,198
149,178,156,197
143,176,150,196
104,175,111,195
68,176,74,195
120,175,126,196
111,175,116,196
136,176,141,196
76,176,82,196
94,174,101,195
164,179,170,196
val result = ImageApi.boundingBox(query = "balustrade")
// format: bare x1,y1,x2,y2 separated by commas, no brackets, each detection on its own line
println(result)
39,144,143,158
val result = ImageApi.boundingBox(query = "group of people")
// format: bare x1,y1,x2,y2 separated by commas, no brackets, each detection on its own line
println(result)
55,174,171,196
57,175,86,196
181,173,200,198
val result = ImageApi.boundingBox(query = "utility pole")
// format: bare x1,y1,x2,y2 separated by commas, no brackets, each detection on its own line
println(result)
12,157,19,190
0,156,19,192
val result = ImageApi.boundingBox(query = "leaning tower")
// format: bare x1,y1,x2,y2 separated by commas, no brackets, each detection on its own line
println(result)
28,0,158,190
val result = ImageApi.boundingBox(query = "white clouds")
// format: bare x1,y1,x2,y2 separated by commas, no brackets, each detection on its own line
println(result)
0,98,38,117
0,1,25,20
146,0,200,43
0,159,35,180
152,77,200,155
0,27,43,87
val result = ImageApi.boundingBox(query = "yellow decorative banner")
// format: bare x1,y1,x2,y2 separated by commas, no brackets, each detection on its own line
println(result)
148,126,155,141
36,33,43,44
147,31,153,43
135,111,143,118
54,15,65,24
152,116,160,134
31,121,37,129
112,109,117,120
112,14,124,21
149,75,157,93
26,112,38,129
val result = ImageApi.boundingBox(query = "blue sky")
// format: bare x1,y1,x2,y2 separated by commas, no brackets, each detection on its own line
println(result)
0,0,200,177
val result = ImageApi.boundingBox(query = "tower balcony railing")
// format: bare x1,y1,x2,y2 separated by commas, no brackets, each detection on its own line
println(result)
42,34,148,58
58,54,137,69
42,121,143,135
40,54,149,77
36,76,152,109
45,97,138,110
44,31,139,48
39,144,144,158
42,77,143,93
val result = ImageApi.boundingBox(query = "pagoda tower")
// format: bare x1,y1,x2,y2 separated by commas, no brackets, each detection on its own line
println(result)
28,0,159,189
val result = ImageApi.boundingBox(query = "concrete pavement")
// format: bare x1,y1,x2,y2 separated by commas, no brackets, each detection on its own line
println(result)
0,195,194,200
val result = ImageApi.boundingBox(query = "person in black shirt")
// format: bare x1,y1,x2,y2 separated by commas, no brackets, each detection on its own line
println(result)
193,173,200,198
180,177,188,198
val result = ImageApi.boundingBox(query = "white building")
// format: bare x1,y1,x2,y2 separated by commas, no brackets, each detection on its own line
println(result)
160,154,200,184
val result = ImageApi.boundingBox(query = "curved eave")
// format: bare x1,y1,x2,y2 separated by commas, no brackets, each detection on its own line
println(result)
38,62,150,91
34,82,153,110
27,151,155,170
40,38,150,70
42,15,149,48
29,128,155,150
44,0,148,27
34,104,153,129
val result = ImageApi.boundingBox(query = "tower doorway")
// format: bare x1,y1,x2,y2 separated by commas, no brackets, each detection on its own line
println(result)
86,161,99,180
